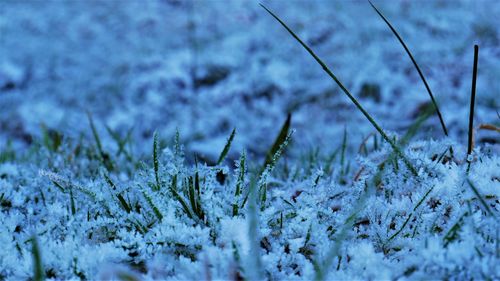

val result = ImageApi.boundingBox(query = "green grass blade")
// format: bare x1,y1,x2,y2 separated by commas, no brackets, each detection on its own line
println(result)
51,180,66,193
169,175,195,220
116,193,132,214
104,174,131,213
143,190,163,221
173,188,195,220
263,113,292,171
104,174,117,191
235,152,246,197
400,103,435,146
105,125,133,160
260,4,417,177
31,236,44,281
259,129,294,208
87,111,103,153
40,124,63,152
233,152,246,216
241,129,294,210
467,179,495,218
188,177,197,216
217,128,236,165
69,187,76,215
194,172,203,217
87,111,114,172
340,126,347,177
368,0,448,136
443,211,469,246
153,131,161,191
387,184,435,242
174,128,181,159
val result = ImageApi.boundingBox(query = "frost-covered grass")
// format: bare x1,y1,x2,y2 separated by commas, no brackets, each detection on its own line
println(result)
0,1,499,280
0,115,498,280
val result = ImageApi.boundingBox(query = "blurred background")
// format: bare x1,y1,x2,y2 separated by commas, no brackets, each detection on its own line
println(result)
0,0,498,162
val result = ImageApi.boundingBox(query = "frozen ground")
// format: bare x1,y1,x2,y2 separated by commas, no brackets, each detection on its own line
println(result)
0,0,499,280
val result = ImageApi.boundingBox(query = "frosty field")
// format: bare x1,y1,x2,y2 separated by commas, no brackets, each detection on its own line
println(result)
0,0,499,280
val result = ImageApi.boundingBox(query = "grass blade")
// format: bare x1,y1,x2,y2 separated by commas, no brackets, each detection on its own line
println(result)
51,180,66,193
87,111,114,172
188,177,197,217
105,124,134,160
443,211,469,246
116,193,131,214
260,4,417,176
153,131,161,191
388,184,435,242
340,126,347,177
104,174,131,213
31,236,44,281
467,45,479,159
259,129,294,208
232,152,246,216
217,128,236,165
69,187,76,215
263,113,292,172
194,172,203,217
467,179,495,218
169,174,195,220
241,128,294,210
143,190,163,221
368,0,449,136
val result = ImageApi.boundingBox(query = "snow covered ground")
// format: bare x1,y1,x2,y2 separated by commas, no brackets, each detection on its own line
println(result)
0,0,498,280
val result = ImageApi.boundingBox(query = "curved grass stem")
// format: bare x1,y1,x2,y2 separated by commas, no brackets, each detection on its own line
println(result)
260,3,418,177
368,0,449,137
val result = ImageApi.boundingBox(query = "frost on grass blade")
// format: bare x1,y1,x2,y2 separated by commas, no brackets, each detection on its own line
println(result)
262,113,291,172
260,4,418,177
153,131,161,191
232,151,246,216
104,174,132,214
259,129,294,208
142,190,163,221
